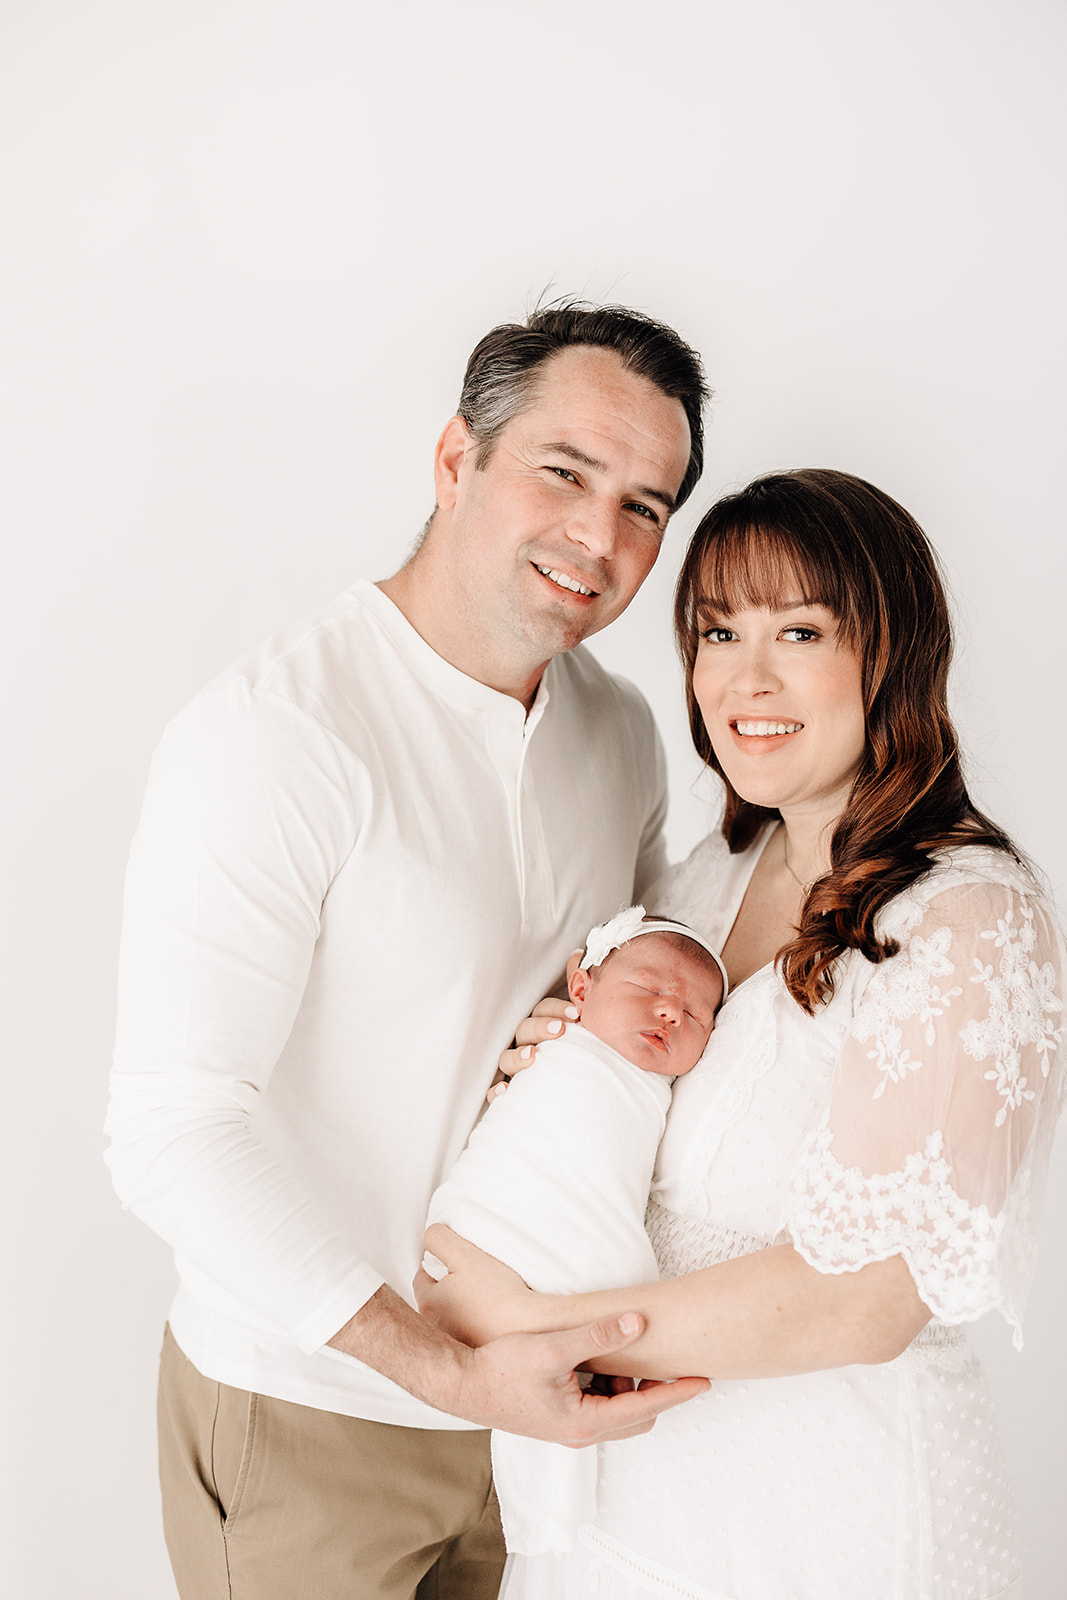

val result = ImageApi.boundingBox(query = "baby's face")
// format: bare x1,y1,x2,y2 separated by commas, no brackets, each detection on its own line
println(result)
569,936,722,1077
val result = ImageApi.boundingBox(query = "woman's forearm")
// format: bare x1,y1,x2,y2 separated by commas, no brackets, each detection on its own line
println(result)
533,1245,930,1381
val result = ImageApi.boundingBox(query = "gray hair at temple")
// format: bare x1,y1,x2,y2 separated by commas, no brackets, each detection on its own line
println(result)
456,299,710,510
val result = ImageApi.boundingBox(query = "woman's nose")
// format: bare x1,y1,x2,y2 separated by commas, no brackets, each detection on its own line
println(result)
731,640,782,696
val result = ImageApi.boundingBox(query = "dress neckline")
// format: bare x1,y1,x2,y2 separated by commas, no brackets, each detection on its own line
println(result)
716,823,780,1003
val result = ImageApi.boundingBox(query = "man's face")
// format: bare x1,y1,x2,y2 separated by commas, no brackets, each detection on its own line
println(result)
432,346,691,695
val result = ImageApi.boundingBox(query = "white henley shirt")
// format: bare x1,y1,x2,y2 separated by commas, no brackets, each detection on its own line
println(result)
105,579,667,1428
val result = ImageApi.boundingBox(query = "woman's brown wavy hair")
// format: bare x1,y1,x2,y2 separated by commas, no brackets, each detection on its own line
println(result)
674,468,1021,1014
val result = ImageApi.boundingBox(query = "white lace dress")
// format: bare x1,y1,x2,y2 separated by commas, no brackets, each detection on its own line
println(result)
501,829,1065,1600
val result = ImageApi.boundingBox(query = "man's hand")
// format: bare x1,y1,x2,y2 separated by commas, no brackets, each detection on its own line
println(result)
452,1314,710,1446
410,1227,709,1442
329,1282,708,1448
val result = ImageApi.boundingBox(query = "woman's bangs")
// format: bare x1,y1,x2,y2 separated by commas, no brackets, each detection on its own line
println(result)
695,522,849,622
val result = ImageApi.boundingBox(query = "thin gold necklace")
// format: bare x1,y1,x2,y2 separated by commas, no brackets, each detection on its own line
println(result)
783,836,816,896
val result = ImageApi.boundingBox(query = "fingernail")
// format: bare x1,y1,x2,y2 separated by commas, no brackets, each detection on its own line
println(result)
564,1004,579,1019
547,1019,563,1035
490,1081,507,1099
617,1313,640,1337
520,1045,534,1061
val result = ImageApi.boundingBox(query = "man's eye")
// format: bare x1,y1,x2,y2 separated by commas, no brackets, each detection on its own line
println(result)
627,502,660,525
549,466,578,482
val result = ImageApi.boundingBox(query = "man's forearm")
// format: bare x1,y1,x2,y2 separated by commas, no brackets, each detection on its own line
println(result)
327,1284,473,1418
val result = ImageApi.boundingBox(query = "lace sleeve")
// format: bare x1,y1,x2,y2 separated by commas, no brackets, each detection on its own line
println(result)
784,870,1065,1346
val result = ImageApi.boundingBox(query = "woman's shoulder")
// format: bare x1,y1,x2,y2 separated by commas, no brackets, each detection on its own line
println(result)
865,846,1065,1005
882,844,1057,934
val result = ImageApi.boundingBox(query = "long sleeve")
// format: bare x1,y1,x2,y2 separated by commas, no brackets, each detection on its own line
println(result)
105,682,385,1353
784,868,1066,1346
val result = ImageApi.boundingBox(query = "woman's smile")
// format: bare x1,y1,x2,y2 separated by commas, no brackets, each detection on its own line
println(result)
694,601,866,825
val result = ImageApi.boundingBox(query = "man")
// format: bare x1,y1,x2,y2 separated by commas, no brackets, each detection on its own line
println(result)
106,301,710,1599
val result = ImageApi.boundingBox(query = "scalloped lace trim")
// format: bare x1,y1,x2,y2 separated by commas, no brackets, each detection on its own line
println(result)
786,1125,1019,1329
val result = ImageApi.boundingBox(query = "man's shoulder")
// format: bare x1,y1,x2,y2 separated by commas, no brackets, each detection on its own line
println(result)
199,581,379,706
145,582,394,782
548,646,659,737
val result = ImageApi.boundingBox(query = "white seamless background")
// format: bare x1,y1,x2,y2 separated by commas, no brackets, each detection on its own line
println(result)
2,3,1064,1596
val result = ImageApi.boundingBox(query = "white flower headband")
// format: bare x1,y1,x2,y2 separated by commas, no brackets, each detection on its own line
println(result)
581,904,729,1003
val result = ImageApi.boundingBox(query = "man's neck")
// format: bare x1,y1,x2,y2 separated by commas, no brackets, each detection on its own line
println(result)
377,566,546,713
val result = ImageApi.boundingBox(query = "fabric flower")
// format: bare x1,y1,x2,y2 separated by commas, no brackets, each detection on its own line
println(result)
583,904,647,969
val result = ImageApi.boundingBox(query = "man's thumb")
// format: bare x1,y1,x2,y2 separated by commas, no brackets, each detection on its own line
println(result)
581,1312,644,1355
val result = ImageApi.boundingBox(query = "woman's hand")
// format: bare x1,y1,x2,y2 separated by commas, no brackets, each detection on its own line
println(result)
416,1224,538,1346
488,949,584,1101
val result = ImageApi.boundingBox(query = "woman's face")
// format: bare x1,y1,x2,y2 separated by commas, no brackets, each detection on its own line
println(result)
692,598,866,829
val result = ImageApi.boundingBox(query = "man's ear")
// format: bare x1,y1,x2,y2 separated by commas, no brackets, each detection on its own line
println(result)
433,415,475,511
568,966,590,1009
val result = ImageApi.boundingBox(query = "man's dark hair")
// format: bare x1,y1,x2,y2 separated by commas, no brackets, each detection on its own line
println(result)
457,299,709,509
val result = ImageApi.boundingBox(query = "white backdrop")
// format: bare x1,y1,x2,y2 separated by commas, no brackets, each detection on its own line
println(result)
2,2,1064,1596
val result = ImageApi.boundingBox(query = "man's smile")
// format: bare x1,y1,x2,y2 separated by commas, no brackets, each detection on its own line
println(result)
533,563,597,598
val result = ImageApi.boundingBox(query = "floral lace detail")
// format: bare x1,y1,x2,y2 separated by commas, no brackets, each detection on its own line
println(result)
852,882,1063,1123
962,895,1064,1125
851,924,964,1098
788,1124,1009,1326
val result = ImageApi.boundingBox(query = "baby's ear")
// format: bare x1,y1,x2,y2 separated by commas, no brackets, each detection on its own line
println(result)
568,966,591,1008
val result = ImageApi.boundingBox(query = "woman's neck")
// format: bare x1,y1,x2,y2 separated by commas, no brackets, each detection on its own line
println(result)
776,813,837,892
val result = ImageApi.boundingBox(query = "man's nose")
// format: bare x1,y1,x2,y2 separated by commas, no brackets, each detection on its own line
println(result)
566,498,619,559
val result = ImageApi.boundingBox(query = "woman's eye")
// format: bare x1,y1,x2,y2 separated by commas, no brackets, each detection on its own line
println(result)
700,626,736,643
782,626,819,642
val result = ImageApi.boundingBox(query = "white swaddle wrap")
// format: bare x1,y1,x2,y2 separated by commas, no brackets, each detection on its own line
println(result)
425,1023,671,1554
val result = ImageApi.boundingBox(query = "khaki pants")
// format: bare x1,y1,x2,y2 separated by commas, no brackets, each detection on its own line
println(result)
157,1326,506,1600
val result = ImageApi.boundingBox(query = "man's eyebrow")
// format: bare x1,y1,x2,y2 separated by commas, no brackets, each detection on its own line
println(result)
538,441,677,514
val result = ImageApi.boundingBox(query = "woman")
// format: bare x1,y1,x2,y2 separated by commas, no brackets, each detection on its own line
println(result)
419,468,1065,1600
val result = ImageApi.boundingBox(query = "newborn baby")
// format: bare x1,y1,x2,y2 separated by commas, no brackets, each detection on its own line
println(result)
426,905,725,1295
424,906,727,1554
